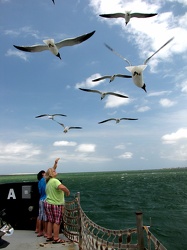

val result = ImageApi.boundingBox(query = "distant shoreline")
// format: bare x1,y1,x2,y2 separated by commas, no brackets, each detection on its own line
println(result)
0,166,187,176
0,167,187,184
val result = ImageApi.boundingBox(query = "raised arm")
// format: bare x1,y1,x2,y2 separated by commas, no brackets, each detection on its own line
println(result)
53,158,60,170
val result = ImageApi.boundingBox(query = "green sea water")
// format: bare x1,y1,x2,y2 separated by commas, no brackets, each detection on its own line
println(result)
0,168,187,249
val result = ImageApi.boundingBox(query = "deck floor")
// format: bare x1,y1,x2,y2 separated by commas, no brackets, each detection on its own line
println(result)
2,230,79,250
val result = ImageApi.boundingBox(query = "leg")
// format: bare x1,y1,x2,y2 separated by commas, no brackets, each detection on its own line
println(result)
47,221,53,239
52,222,65,243
53,223,60,241
43,221,48,237
37,200,44,236
52,204,63,242
44,202,53,240
41,200,48,237
37,219,43,236
35,216,39,233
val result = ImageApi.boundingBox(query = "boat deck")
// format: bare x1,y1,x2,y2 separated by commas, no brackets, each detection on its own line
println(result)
2,230,79,250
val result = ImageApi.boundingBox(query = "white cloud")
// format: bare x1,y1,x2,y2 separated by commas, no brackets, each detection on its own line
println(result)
56,151,111,163
161,144,187,161
137,106,150,112
75,144,96,152
159,98,176,107
105,93,131,108
89,0,159,15
140,156,146,160
118,151,133,159
89,0,187,72
148,91,171,97
0,142,41,161
6,49,29,61
168,0,187,6
4,30,19,36
75,74,103,88
181,80,187,93
53,141,77,147
162,128,187,144
115,144,126,150
4,26,40,39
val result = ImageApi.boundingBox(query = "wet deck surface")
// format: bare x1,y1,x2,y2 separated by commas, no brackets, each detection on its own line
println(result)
2,230,79,250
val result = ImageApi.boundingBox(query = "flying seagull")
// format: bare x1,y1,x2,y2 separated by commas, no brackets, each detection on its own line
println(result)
52,0,55,4
98,118,138,124
105,37,174,92
13,30,95,60
99,11,157,25
92,74,132,83
79,88,128,100
55,121,82,133
35,114,67,120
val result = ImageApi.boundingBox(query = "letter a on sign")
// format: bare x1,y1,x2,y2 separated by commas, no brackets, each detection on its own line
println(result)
7,189,16,199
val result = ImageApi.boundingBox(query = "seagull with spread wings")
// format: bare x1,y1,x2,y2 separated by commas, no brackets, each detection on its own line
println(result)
35,114,67,120
55,121,82,133
105,37,174,92
92,74,132,83
13,30,95,60
98,118,138,124
100,11,157,25
79,88,128,100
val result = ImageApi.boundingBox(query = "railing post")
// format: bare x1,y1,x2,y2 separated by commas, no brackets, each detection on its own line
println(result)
136,211,145,250
77,192,83,250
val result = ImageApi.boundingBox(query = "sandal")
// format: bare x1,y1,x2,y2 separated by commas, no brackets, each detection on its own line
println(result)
46,237,53,242
52,238,65,244
37,233,43,237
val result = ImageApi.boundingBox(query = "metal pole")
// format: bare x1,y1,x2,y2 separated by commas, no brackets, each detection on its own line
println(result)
136,211,145,250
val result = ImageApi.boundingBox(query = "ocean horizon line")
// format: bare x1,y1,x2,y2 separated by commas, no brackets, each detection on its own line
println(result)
0,166,187,177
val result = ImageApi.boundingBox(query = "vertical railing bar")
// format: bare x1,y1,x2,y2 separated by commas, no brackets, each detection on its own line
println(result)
136,211,145,250
77,192,83,250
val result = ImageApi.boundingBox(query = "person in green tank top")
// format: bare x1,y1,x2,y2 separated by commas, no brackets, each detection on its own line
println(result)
44,158,70,244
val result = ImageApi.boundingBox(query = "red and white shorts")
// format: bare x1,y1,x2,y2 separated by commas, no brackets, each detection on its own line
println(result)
44,202,63,225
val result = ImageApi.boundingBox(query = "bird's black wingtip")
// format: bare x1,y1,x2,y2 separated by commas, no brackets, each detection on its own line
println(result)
88,30,96,37
104,43,113,51
13,45,30,52
13,45,20,49
79,88,87,91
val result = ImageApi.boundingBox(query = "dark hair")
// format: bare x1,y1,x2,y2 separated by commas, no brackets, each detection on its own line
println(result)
37,170,45,181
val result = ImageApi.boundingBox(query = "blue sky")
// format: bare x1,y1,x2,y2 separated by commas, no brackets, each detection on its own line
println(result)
1,0,187,174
